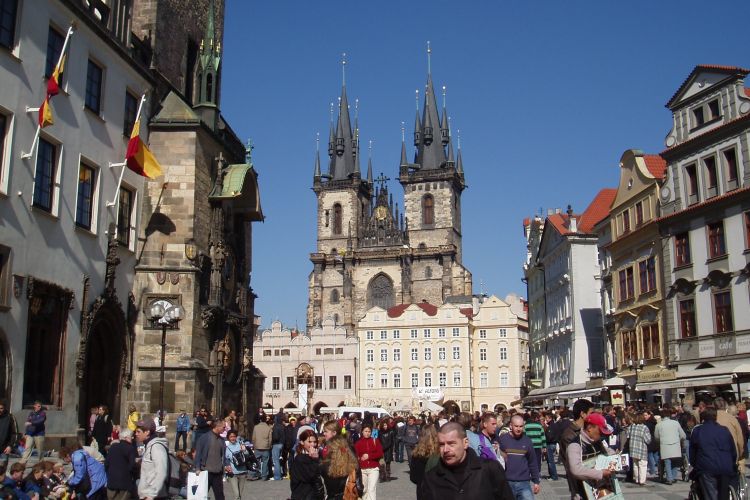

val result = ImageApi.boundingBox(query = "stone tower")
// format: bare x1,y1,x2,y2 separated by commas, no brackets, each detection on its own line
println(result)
307,54,472,334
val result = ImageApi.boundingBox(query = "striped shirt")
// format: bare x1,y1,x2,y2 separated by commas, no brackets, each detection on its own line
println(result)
524,422,547,449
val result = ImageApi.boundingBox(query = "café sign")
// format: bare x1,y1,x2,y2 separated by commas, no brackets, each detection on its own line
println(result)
637,369,676,383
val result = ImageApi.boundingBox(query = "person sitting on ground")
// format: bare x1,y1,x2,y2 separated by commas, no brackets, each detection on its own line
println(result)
60,444,108,500
3,462,35,500
43,462,68,500
419,422,514,499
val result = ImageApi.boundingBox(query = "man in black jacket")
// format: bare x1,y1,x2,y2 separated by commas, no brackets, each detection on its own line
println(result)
0,402,18,466
419,422,514,500
105,428,137,500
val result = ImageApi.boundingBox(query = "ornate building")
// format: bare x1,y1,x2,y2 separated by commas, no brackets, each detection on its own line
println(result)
307,61,472,333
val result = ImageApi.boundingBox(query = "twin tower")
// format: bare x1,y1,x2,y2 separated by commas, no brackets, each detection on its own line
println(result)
307,55,473,334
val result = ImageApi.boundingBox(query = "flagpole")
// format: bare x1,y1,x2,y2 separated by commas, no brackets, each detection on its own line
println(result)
21,25,75,160
108,94,148,239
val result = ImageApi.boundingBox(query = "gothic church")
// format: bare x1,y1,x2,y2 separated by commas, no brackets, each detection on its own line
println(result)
307,61,473,334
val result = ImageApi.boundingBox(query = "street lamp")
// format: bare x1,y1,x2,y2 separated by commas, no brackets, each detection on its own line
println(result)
149,299,182,425
628,358,645,404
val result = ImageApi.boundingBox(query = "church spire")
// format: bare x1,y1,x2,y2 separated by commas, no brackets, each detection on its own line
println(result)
197,0,221,106
367,140,373,184
400,122,408,167
456,129,464,174
413,42,447,170
328,53,356,181
440,85,450,146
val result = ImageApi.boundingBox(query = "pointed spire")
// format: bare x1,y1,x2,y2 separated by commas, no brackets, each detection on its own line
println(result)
400,122,408,166
314,133,321,180
413,90,421,147
427,41,432,76
367,140,373,184
414,43,446,170
440,85,450,146
328,54,356,180
327,102,335,158
456,129,464,174
353,129,361,176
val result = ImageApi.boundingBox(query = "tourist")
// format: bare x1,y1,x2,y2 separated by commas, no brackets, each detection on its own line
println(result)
377,419,395,482
419,422,514,499
135,416,169,500
271,413,286,480
225,429,248,500
60,444,107,500
654,408,686,484
290,429,324,500
625,412,651,485
498,415,540,500
565,413,615,499
105,428,138,500
321,435,362,500
402,416,420,463
690,406,737,500
409,425,440,499
252,414,272,480
195,420,229,500
0,401,18,466
354,424,383,500
92,405,113,456
20,401,46,465
175,409,191,452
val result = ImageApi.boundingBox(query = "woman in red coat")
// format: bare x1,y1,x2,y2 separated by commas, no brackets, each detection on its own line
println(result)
354,424,383,500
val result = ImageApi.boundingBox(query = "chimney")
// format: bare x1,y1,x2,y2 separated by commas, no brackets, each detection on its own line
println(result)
567,205,577,232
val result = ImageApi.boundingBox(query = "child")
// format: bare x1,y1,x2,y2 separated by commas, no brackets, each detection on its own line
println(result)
44,462,68,500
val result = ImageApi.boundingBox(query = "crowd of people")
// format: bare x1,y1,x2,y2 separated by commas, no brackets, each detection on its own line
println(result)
0,395,746,500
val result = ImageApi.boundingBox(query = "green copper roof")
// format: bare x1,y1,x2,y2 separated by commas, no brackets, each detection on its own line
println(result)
210,164,264,221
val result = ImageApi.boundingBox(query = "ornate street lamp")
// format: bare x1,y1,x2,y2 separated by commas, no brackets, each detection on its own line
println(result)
149,299,183,425
627,358,645,405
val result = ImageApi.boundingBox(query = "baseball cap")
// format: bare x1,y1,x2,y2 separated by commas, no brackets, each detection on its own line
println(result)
585,413,613,435
136,417,157,433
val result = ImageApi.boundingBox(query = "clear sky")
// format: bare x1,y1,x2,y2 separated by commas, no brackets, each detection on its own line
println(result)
219,1,750,329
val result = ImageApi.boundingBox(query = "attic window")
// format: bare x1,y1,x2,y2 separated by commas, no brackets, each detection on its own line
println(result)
691,98,721,130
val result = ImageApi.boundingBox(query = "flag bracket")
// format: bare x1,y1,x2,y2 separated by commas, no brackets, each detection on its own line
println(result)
106,162,128,207
25,107,40,113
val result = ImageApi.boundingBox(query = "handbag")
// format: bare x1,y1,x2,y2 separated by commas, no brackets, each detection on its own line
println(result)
186,470,208,500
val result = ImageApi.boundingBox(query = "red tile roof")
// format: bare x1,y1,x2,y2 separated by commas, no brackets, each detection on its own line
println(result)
745,88,750,98
658,185,750,223
387,302,438,318
643,154,667,180
666,65,750,108
578,188,617,232
545,189,616,236
523,217,531,227
460,307,474,319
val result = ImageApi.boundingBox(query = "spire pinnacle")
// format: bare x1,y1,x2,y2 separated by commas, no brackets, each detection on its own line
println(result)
427,41,432,75
456,129,463,174
415,89,419,110
341,52,347,86
401,123,408,166
442,85,446,108
314,133,321,180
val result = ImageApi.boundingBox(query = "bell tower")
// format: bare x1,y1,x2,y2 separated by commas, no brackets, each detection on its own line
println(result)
308,57,373,330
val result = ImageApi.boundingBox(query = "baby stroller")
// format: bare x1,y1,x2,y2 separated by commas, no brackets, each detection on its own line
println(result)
242,446,261,480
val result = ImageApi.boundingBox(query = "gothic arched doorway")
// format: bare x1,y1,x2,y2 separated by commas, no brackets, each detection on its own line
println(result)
79,300,127,427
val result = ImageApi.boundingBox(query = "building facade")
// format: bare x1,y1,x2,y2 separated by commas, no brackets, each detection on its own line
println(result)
253,319,357,414
655,65,750,402
126,0,263,425
607,150,670,402
356,295,528,414
0,0,153,440
307,64,471,335
524,190,615,405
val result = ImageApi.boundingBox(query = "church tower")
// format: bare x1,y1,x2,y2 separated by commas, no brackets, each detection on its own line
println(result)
399,44,470,301
307,49,471,335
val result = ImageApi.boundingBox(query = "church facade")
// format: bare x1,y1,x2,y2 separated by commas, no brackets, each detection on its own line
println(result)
307,67,472,333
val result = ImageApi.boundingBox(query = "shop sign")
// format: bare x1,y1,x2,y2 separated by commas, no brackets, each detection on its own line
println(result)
411,387,444,401
637,369,676,382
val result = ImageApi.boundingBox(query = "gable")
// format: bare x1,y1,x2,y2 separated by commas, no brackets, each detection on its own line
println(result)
666,65,749,110
611,150,660,210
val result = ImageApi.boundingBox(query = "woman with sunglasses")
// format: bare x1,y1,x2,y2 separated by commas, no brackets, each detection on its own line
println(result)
290,429,324,500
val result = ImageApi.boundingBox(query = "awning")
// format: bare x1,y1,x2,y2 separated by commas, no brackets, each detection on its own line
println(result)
422,401,443,413
636,374,734,391
558,388,604,398
526,382,587,398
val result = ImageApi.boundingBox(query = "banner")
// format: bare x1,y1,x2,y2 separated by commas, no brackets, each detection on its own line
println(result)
298,383,308,411
411,387,444,401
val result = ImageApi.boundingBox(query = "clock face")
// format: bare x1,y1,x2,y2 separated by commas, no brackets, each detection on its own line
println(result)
375,206,388,220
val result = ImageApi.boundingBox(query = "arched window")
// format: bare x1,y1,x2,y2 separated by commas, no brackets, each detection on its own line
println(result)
206,73,213,103
422,195,434,225
330,289,340,304
333,203,342,235
367,274,394,310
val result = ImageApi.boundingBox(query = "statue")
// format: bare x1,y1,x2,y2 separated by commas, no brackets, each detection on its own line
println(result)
242,347,252,372
216,336,231,368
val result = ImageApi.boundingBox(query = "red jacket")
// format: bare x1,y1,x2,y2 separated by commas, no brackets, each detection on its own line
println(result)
354,437,383,469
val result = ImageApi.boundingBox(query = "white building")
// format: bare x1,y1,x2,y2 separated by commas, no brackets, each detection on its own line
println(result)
0,0,151,440
524,191,615,406
253,319,357,414
655,65,750,402
356,295,528,414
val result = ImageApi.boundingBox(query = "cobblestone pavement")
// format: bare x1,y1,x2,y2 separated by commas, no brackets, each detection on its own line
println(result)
239,459,697,500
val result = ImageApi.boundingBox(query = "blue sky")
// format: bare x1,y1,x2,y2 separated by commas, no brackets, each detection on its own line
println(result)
220,1,750,329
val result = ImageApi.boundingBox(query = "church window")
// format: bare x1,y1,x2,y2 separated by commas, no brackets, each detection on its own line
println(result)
422,194,434,225
330,289,339,304
367,274,394,310
425,266,432,278
206,73,213,103
332,203,342,235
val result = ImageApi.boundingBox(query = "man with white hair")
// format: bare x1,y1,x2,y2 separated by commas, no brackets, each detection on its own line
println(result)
105,428,137,500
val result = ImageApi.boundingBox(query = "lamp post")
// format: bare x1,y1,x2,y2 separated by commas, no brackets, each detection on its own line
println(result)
149,299,183,425
628,358,645,405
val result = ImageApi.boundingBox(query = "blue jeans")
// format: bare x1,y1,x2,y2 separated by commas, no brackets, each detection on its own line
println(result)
507,481,534,500
271,443,283,480
256,449,270,479
546,444,558,480
647,450,660,475
396,440,404,462
663,458,679,482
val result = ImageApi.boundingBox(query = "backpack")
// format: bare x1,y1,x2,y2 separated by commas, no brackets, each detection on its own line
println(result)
477,433,498,461
342,469,363,500
153,442,182,497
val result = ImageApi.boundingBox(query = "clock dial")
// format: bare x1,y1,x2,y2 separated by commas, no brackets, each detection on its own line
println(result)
375,206,388,220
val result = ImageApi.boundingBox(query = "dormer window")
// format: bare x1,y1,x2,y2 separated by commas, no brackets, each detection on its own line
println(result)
691,98,721,130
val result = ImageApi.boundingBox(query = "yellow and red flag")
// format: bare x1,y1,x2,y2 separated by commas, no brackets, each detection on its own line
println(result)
125,118,162,179
38,49,67,128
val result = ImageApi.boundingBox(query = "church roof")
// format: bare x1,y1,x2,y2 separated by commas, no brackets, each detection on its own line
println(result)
643,154,667,180
387,302,438,318
152,91,200,124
